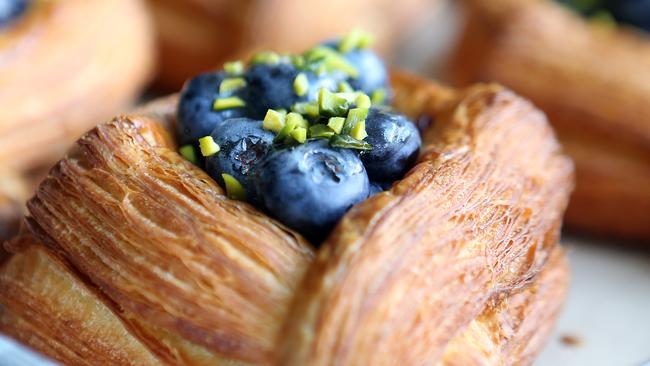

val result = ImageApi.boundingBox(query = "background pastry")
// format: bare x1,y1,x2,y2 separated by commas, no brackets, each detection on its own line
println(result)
448,0,650,240
0,0,155,172
145,0,436,89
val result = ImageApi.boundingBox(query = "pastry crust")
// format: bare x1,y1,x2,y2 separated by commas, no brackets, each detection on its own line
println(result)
449,0,650,239
146,0,435,89
0,0,155,171
2,72,573,365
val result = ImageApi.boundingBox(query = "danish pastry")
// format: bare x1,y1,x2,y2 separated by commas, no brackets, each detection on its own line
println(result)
0,37,573,365
449,0,650,239
0,0,155,171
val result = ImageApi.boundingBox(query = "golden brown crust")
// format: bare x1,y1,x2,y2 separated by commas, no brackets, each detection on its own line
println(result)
0,0,155,171
0,72,572,365
278,77,573,365
449,0,650,239
146,0,434,89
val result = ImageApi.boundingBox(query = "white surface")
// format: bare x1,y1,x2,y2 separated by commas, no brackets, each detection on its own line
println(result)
537,237,650,366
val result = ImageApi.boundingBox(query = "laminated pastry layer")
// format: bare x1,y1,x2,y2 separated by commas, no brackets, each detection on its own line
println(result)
278,80,574,365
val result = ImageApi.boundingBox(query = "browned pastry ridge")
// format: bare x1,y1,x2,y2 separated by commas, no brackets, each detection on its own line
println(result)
146,0,434,89
449,0,650,240
0,0,155,171
0,72,574,365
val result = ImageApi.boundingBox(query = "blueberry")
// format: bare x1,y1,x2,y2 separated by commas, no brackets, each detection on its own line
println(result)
369,181,392,196
0,0,29,27
245,63,301,118
343,49,388,95
606,0,650,32
361,109,421,182
254,140,369,242
205,118,274,203
176,71,248,146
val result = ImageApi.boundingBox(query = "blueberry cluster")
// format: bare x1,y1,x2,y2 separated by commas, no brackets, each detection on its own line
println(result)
558,0,650,32
0,0,29,28
176,31,421,243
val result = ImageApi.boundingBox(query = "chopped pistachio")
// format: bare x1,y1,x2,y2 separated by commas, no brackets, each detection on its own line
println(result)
309,124,336,139
224,60,244,75
304,46,358,77
274,114,299,143
338,81,354,93
213,96,246,110
343,107,369,134
290,127,307,143
319,88,351,117
350,119,368,141
371,88,387,105
293,73,309,97
219,77,247,94
198,136,220,157
330,134,372,150
355,93,372,109
252,51,281,65
222,173,246,201
286,112,309,129
291,55,305,68
179,144,198,164
263,109,286,133
327,117,345,134
292,102,320,117
339,29,375,53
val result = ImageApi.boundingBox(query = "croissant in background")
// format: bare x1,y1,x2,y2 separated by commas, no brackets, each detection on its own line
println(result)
145,0,436,89
448,0,650,240
0,0,155,172
0,71,574,365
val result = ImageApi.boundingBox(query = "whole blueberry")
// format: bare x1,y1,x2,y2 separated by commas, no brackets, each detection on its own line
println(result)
361,109,421,182
606,0,650,32
369,181,392,196
0,0,29,27
343,49,388,95
205,118,274,203
176,71,248,145
245,62,301,118
254,140,369,242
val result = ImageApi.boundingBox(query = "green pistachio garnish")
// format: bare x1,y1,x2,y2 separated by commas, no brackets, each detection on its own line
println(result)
252,51,281,65
263,109,286,133
219,77,247,94
213,96,246,110
291,55,305,68
339,29,375,53
198,136,220,157
179,144,198,164
338,81,354,93
274,114,299,143
327,117,345,134
343,107,369,134
286,112,309,129
318,88,351,117
371,88,387,105
221,174,246,201
330,134,372,150
292,102,320,117
293,73,309,97
355,93,372,109
309,124,336,139
224,60,244,75
304,46,358,77
350,119,368,141
290,127,307,143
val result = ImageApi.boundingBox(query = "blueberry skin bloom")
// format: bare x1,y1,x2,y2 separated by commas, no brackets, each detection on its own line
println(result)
246,63,301,118
361,109,421,182
177,71,248,145
254,140,370,242
0,0,29,28
205,118,274,203
343,49,388,95
606,0,650,32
